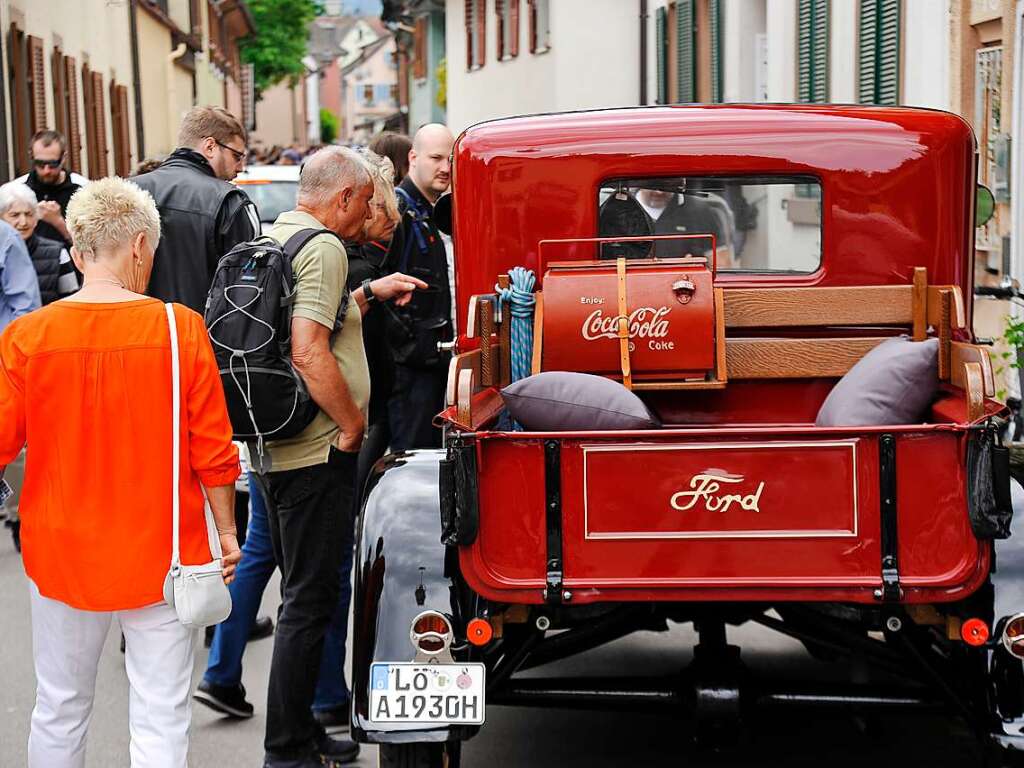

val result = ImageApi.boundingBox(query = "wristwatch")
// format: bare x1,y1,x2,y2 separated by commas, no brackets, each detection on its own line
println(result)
361,279,377,304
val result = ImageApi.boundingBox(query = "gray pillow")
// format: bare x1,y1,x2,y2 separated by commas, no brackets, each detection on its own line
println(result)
815,336,939,427
502,372,660,431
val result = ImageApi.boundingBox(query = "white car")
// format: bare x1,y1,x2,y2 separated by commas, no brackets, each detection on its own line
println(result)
234,165,301,232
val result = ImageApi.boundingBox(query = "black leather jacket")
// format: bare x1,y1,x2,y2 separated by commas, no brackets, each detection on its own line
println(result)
133,149,257,313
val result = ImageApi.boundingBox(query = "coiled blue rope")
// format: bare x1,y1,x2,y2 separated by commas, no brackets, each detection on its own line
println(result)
495,267,536,384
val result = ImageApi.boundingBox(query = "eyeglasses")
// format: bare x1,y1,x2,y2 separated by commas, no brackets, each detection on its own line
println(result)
214,139,246,163
32,157,63,169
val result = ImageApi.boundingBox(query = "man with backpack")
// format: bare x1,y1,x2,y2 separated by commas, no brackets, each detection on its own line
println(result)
386,123,455,451
212,146,420,767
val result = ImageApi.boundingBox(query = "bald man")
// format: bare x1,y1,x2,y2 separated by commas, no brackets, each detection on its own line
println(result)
386,123,456,450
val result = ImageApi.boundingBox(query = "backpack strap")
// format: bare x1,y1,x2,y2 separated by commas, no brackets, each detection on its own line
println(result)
395,187,431,272
281,227,350,334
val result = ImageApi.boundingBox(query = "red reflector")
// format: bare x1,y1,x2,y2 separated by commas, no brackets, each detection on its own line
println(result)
467,618,494,646
961,618,990,646
412,613,451,637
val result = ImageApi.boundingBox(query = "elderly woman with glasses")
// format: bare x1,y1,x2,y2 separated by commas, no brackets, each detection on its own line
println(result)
0,177,241,768
0,182,79,305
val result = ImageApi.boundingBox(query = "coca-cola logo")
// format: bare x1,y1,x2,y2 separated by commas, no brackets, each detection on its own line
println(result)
581,307,671,341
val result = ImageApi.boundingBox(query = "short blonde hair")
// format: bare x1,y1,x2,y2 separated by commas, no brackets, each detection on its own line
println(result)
360,150,400,225
66,177,161,257
178,105,246,148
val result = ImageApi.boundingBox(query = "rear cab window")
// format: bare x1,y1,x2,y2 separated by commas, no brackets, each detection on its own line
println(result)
597,175,823,274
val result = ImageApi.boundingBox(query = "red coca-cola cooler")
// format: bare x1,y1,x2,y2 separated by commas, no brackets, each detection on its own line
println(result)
538,257,724,388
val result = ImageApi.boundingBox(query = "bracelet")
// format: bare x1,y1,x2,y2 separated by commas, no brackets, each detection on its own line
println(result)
361,279,376,304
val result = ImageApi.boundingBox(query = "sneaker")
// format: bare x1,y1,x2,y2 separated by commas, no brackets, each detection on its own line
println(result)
192,680,254,719
313,701,350,733
316,734,359,764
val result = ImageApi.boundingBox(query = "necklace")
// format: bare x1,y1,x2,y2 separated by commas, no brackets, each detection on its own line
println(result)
83,278,127,289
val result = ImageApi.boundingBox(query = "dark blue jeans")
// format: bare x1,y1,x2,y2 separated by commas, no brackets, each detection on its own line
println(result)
202,474,352,713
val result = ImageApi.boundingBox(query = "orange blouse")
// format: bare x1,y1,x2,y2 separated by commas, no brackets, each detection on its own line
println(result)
0,298,239,611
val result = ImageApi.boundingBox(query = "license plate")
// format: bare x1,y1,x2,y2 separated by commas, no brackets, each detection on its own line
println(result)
369,662,485,724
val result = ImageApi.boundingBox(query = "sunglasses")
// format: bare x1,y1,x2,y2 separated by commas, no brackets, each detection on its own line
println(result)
214,139,246,163
32,157,63,169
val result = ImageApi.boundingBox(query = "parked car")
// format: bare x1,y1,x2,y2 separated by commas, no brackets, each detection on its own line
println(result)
351,105,1022,766
233,165,300,232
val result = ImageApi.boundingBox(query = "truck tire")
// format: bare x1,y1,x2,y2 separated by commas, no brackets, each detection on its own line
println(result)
378,742,461,768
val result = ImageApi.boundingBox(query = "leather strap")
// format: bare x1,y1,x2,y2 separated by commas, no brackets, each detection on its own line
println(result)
615,257,632,390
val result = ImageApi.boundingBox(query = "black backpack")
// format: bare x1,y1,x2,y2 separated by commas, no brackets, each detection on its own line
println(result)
205,228,342,455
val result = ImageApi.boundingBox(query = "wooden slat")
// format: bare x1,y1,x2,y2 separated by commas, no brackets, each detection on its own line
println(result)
938,289,952,380
724,286,912,328
456,369,474,426
725,337,886,379
497,274,512,385
447,348,480,406
479,298,495,386
962,362,985,423
714,287,728,384
912,267,927,341
951,342,995,397
927,285,966,330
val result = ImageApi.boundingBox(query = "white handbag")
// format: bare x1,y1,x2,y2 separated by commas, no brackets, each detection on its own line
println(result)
161,303,233,629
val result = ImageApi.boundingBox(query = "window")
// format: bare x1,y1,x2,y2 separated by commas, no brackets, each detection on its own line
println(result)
8,25,31,174
374,84,391,105
50,48,83,174
497,0,519,60
362,83,375,106
656,0,721,104
597,175,823,273
797,0,829,103
466,0,485,70
413,16,427,80
528,0,550,54
858,0,900,105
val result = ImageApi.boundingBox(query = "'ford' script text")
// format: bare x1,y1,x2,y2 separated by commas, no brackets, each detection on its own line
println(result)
670,474,765,513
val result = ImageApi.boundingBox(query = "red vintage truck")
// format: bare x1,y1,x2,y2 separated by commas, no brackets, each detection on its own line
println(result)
352,105,1021,766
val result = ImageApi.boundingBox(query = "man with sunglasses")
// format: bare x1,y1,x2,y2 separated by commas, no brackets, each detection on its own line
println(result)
133,105,259,314
15,130,88,247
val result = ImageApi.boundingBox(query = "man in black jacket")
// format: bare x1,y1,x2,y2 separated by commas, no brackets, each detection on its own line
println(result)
133,106,259,314
386,123,454,451
16,129,88,247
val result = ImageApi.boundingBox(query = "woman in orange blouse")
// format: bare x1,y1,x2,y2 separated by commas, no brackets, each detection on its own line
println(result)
0,177,241,768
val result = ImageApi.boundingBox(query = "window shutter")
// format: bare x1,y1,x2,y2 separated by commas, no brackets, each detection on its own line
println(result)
676,0,695,102
111,82,130,177
414,16,427,79
64,57,82,174
510,0,519,57
496,0,505,60
92,72,108,178
528,0,537,53
709,0,722,103
656,6,667,104
465,0,474,69
475,0,486,68
858,0,900,104
9,25,29,175
28,36,47,133
798,0,829,103
82,63,96,177
51,47,67,138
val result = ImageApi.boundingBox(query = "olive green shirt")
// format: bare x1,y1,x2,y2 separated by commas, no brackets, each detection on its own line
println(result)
265,210,370,472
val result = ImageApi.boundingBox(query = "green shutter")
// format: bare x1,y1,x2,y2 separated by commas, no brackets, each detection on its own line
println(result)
656,6,667,104
676,0,695,103
710,0,722,103
859,0,901,104
798,0,829,103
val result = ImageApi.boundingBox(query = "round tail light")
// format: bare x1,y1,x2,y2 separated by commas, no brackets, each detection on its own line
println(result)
961,617,990,647
467,618,494,646
410,611,453,656
1002,614,1024,658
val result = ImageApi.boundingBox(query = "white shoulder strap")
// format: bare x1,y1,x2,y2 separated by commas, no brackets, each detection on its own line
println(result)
165,303,182,569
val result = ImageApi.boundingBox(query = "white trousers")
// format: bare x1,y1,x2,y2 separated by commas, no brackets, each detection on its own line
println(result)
28,582,196,768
